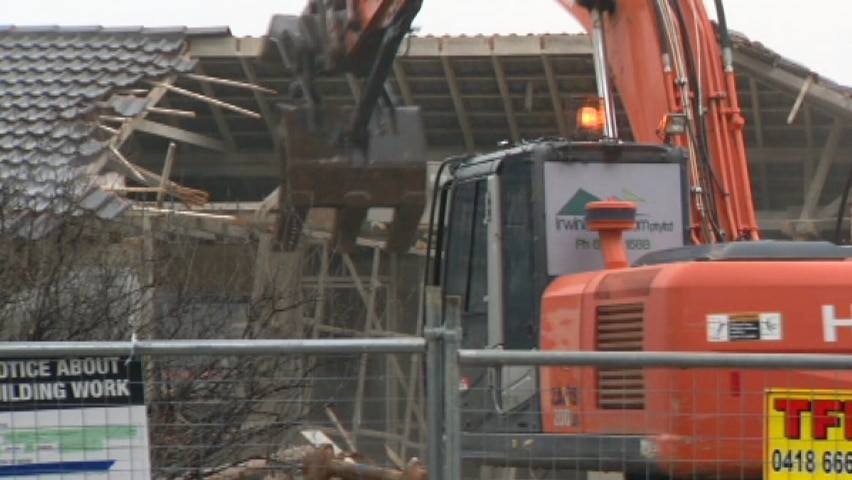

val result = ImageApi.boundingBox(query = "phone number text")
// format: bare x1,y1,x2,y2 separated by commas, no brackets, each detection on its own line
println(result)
771,449,852,474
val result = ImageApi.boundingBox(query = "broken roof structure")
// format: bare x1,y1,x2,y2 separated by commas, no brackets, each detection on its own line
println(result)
1,21,851,242
0,25,223,238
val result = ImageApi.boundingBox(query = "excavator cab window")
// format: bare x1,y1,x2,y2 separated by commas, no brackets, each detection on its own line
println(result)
439,165,538,351
442,179,489,348
500,159,538,350
438,159,542,336
435,151,545,432
441,181,474,300
468,185,489,314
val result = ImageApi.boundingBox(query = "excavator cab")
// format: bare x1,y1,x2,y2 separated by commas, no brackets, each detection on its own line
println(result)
433,138,852,479
428,139,689,447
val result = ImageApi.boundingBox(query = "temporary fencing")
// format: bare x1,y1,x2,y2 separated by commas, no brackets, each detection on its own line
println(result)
454,349,852,480
0,339,427,480
4,315,852,480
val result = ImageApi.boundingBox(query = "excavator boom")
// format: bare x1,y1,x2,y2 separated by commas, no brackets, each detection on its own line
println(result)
273,0,761,253
557,0,759,243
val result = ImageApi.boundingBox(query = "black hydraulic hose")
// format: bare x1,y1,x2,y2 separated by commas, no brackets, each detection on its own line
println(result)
714,0,732,51
669,0,724,239
343,0,422,153
651,1,671,61
654,1,712,241
833,165,852,244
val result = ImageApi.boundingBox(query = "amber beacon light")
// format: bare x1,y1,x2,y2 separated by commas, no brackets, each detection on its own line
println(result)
585,199,638,269
576,96,606,134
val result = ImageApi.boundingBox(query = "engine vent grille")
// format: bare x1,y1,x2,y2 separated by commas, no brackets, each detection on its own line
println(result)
596,302,645,410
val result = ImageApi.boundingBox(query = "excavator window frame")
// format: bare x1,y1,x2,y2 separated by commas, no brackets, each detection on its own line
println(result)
440,179,489,316
431,150,544,352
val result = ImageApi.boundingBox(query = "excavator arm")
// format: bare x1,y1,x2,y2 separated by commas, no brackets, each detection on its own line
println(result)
557,0,759,242
269,0,426,253
272,0,422,145
271,0,759,253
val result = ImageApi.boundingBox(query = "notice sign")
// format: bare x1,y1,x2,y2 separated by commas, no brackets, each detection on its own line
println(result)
766,389,852,480
707,312,783,342
0,357,149,480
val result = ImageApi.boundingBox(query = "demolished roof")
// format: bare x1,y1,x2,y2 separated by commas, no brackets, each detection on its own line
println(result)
3,20,852,243
729,30,852,121
0,25,225,238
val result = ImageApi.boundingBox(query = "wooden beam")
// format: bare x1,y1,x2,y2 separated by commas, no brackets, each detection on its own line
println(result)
182,71,277,94
805,106,816,149
109,145,146,182
135,118,228,152
748,77,765,148
98,123,120,135
787,75,814,124
146,80,262,119
441,56,475,151
542,55,569,138
193,63,237,151
491,56,519,144
803,106,816,194
156,142,177,208
392,60,415,106
799,119,843,222
155,96,183,129
124,207,251,242
88,75,177,175
239,57,280,147
734,51,852,120
116,76,176,147
147,106,197,118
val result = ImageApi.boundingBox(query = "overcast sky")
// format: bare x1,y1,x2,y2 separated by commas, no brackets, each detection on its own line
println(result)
6,0,852,86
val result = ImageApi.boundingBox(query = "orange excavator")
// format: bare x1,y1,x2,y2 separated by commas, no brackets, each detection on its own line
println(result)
272,1,852,479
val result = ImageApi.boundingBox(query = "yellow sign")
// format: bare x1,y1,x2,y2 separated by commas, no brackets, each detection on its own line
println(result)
766,389,852,480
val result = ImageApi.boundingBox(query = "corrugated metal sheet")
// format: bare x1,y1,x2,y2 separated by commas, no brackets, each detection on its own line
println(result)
0,26,204,238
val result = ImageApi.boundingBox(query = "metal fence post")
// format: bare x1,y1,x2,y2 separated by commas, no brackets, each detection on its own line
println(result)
443,295,462,480
424,286,444,480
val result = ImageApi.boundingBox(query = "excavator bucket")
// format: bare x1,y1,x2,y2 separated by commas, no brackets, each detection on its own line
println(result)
275,104,427,253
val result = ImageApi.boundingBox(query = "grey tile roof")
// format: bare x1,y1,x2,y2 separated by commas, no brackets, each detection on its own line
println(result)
0,26,200,238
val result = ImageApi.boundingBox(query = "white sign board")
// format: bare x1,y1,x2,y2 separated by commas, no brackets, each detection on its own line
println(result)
0,357,150,480
544,162,685,276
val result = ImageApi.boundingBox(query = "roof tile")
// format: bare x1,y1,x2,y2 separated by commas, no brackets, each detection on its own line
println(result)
0,26,199,238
